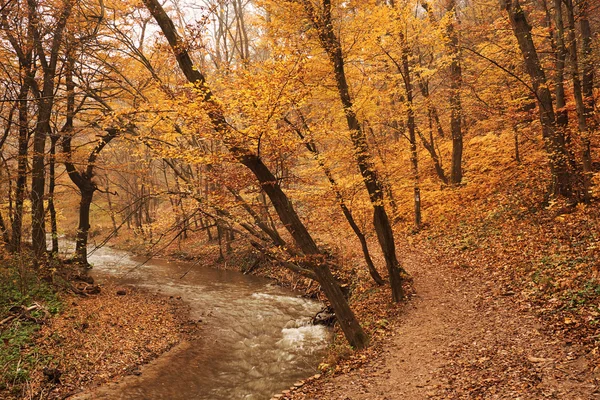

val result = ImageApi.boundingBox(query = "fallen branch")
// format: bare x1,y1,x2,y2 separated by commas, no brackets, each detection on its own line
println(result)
0,303,42,326
70,282,101,296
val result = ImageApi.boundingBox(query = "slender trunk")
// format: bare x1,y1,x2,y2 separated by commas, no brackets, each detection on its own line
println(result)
513,124,521,163
62,53,116,266
11,83,30,252
240,153,369,348
29,0,74,260
174,176,188,239
303,0,407,301
216,222,224,262
415,73,447,183
30,108,49,260
445,0,463,184
580,1,594,115
580,0,595,183
553,0,568,129
0,212,9,246
400,33,421,228
48,134,59,254
285,117,386,285
227,186,286,247
420,111,448,183
431,107,445,138
105,177,118,236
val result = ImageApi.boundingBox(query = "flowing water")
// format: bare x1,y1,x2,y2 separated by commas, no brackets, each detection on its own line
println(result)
69,244,330,399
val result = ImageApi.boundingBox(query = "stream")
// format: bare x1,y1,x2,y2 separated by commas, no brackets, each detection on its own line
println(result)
68,244,331,399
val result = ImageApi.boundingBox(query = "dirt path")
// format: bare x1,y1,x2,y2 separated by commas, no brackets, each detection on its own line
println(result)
289,251,599,399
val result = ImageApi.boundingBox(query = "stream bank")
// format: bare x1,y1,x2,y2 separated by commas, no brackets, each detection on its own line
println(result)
1,278,197,400
70,244,332,400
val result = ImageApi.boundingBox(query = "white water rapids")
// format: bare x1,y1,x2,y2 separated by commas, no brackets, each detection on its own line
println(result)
63,242,331,399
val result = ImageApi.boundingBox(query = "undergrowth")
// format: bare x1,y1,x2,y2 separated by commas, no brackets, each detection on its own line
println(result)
0,256,62,397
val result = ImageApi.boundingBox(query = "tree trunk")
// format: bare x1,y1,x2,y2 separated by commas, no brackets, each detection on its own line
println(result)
580,0,595,187
552,0,569,129
445,0,464,185
579,0,594,116
239,150,369,348
75,188,94,264
414,71,448,183
217,222,225,262
11,82,30,252
513,124,521,163
302,0,407,301
284,117,386,286
400,33,421,228
61,52,118,266
48,134,59,255
420,112,448,184
29,0,74,261
0,212,9,246
30,110,49,260
105,176,118,236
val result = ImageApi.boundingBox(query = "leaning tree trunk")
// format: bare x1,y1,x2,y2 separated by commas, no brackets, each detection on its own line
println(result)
302,0,407,302
142,0,369,349
284,116,386,286
416,73,448,184
239,153,369,348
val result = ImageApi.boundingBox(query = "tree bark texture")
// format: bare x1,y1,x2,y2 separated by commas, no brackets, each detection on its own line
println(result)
399,33,422,228
11,81,30,251
444,0,464,185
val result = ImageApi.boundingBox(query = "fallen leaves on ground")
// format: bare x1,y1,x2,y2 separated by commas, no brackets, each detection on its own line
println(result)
11,281,199,400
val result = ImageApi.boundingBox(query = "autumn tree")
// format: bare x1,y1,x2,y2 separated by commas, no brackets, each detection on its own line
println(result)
269,0,409,302
141,0,369,349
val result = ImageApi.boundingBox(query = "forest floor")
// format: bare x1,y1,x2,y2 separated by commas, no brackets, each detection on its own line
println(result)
0,272,200,400
285,247,600,400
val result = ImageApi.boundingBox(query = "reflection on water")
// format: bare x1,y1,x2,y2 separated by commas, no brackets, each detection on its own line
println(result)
68,242,330,399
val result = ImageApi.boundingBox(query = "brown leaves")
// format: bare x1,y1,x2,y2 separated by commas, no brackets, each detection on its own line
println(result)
20,282,197,400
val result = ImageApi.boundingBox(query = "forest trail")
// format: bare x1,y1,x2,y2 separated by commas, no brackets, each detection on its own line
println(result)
292,250,600,399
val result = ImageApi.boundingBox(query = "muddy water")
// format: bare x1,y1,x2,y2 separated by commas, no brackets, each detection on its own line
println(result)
77,245,331,399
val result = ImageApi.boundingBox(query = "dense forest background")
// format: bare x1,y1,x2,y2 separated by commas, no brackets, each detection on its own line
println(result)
0,0,599,396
